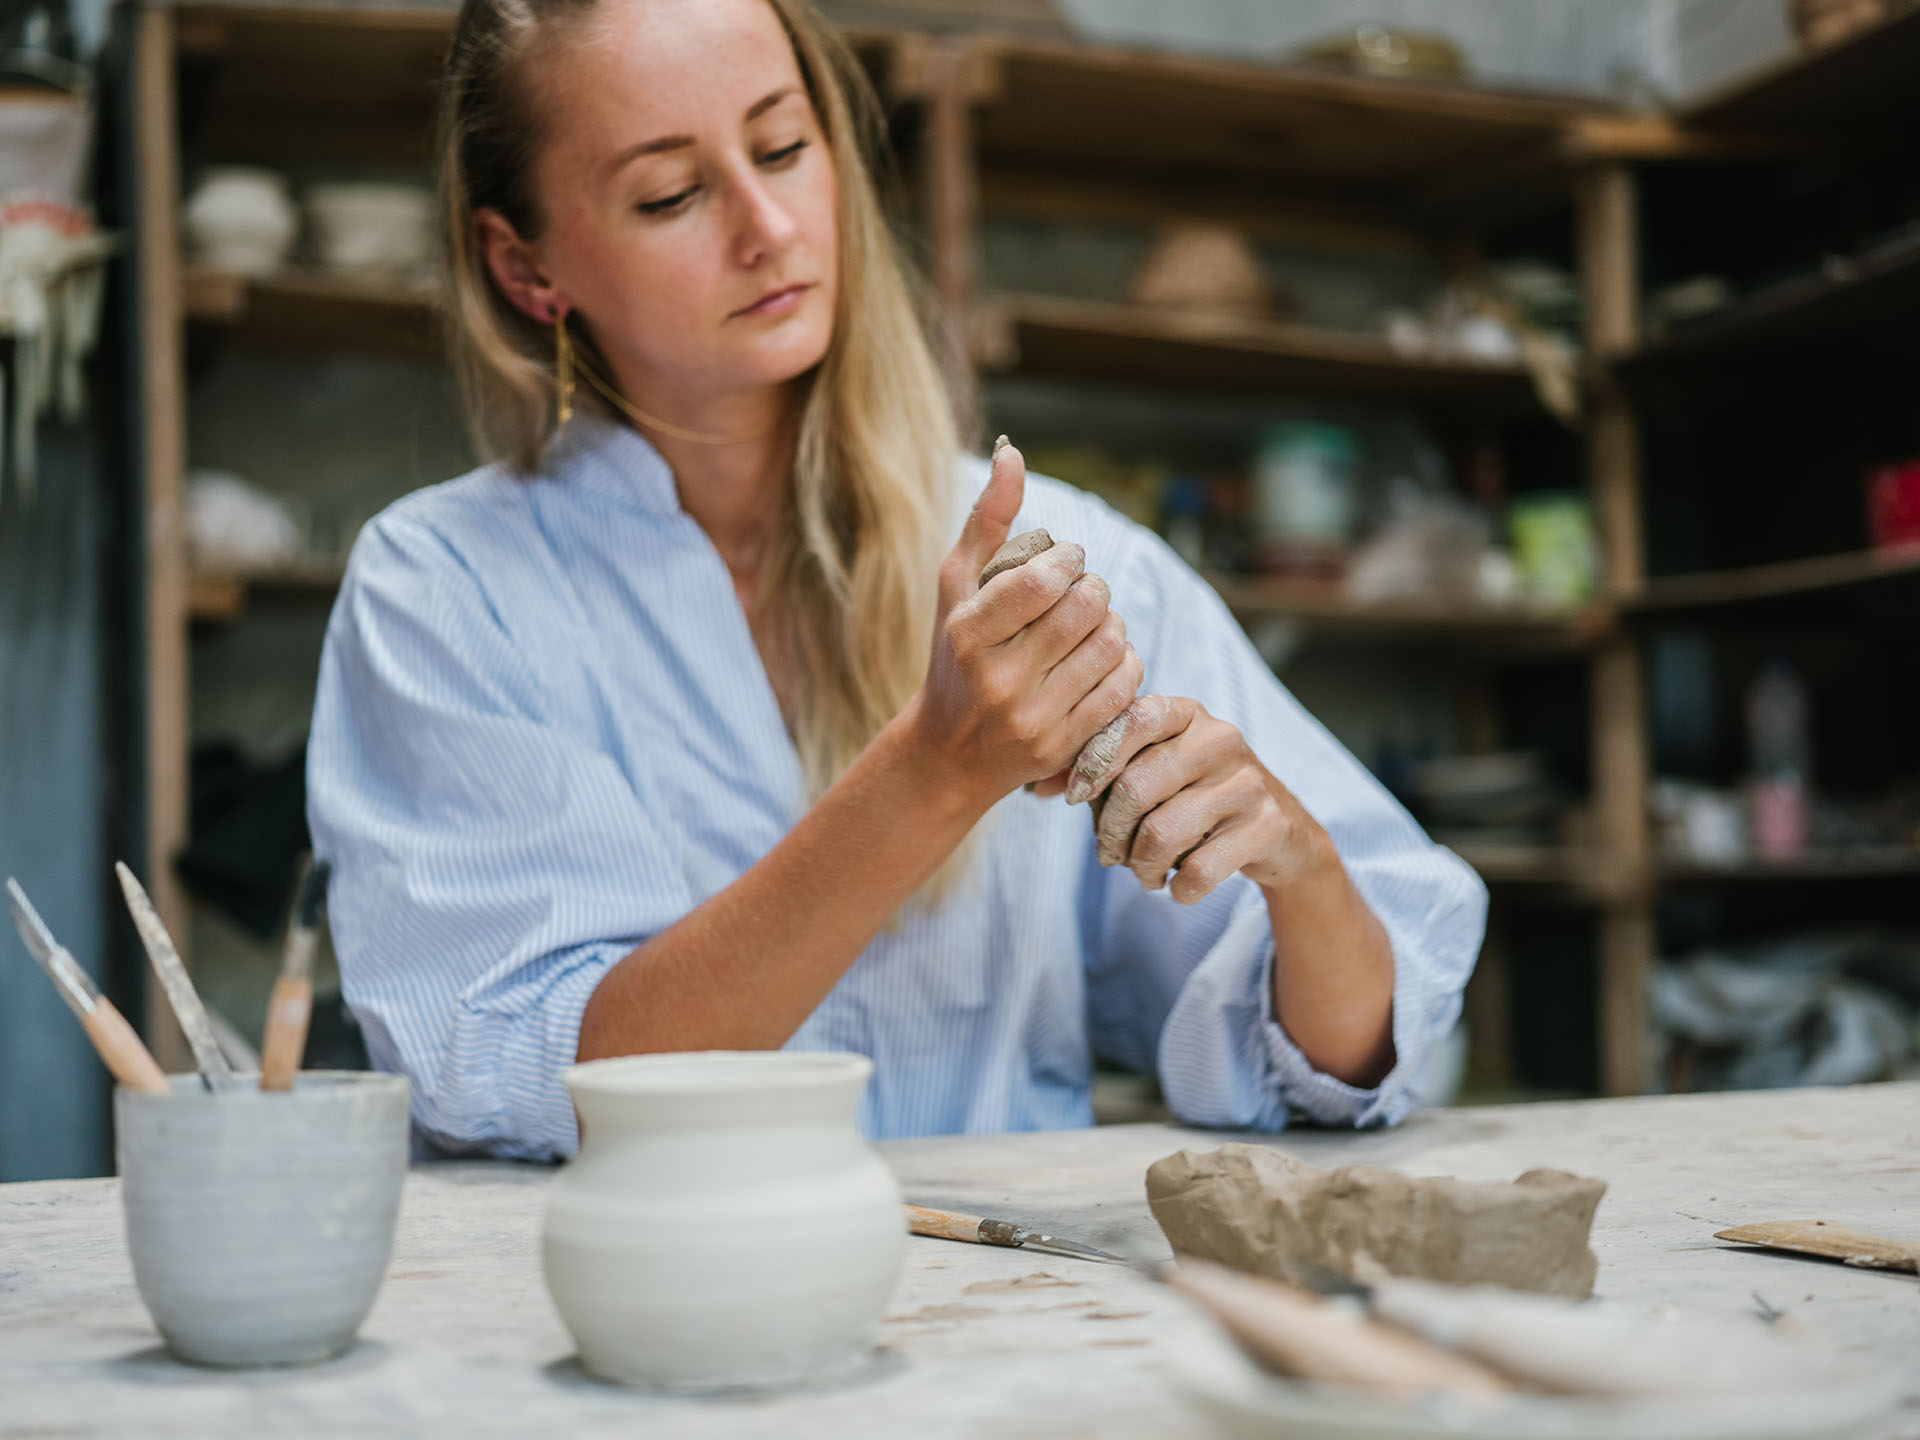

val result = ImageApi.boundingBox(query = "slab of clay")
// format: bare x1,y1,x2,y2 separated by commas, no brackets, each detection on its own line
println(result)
1146,1143,1605,1299
980,528,1053,586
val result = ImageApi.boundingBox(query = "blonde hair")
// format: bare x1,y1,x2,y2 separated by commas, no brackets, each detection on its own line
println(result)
437,0,967,872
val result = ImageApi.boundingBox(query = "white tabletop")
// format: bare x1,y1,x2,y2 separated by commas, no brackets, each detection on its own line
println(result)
3,1083,1916,1437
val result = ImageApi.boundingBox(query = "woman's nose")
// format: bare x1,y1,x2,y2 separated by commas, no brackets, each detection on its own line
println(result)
732,170,800,265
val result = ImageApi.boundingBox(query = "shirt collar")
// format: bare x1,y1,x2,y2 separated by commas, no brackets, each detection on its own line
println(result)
548,413,683,517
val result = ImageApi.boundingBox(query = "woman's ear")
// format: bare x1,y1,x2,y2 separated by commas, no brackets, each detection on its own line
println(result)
474,208,567,321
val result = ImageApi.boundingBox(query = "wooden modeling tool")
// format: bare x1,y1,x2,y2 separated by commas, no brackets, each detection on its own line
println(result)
7,877,171,1096
260,858,330,1092
115,861,236,1093
905,1204,1121,1263
1716,1219,1920,1275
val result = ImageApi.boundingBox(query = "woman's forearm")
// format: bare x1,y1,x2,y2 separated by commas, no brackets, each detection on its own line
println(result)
576,695,992,1060
1260,829,1397,1089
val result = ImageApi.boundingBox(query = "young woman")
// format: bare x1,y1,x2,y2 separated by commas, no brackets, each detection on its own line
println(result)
306,0,1485,1159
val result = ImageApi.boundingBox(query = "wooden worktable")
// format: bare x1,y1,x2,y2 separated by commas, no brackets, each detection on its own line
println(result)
3,1084,1916,1437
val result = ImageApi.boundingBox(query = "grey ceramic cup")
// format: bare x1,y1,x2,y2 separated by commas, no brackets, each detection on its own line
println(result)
115,1070,410,1367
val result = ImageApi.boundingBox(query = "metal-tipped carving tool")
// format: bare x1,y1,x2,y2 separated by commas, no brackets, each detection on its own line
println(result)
905,1205,1122,1263
8,877,171,1095
114,861,235,1092
260,857,330,1092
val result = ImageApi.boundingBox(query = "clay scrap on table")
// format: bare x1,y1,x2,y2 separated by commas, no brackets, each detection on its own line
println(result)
1146,1143,1606,1299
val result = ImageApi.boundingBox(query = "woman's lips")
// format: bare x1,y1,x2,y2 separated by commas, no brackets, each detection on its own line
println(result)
732,283,811,319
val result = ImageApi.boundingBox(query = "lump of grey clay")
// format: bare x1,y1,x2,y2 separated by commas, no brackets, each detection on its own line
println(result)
1146,1143,1606,1299
979,528,1054,586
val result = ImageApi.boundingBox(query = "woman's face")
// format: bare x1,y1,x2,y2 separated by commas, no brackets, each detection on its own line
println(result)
503,0,838,409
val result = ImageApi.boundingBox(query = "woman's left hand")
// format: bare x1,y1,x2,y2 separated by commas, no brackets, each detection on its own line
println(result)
1036,695,1334,904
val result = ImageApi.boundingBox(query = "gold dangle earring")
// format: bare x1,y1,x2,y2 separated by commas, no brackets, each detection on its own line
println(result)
552,308,574,428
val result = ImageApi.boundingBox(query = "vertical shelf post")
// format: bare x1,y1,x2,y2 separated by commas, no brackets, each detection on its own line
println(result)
134,3,192,1070
899,36,987,435
1578,163,1654,1097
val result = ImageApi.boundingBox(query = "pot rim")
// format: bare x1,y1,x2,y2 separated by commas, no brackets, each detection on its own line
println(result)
114,1070,410,1109
564,1049,872,1098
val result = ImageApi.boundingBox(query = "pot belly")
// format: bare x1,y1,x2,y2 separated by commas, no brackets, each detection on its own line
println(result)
543,1182,905,1391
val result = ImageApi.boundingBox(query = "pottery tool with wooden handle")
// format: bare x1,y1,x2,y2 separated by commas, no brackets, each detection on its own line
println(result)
1716,1219,1920,1274
8,877,171,1096
1165,1259,1511,1400
260,858,330,1092
115,860,236,1093
905,1204,1122,1263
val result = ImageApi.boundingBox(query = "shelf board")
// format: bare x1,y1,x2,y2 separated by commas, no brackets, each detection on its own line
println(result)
1451,843,1598,887
1658,849,1920,882
1628,547,1920,615
188,561,345,622
976,293,1542,408
1619,228,1920,374
182,265,440,353
1210,574,1607,650
959,36,1609,222
1683,5,1920,133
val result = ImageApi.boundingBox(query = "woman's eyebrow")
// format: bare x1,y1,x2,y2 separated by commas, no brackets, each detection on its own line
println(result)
607,88,800,177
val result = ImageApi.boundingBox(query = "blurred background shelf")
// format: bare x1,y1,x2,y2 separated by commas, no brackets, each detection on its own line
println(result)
186,562,346,623
1629,548,1920,614
973,293,1543,408
1656,849,1920,883
1618,230,1920,376
1209,575,1608,650
1451,843,1599,888
182,265,439,353
1682,3,1920,133
959,35,1607,225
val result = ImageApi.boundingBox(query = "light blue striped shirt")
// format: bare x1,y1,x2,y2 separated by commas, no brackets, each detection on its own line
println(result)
307,416,1485,1160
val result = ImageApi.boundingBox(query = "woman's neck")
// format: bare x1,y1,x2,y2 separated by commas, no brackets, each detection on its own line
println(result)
604,361,796,585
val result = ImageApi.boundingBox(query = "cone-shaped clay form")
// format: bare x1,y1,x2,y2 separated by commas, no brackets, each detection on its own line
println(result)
979,528,1054,587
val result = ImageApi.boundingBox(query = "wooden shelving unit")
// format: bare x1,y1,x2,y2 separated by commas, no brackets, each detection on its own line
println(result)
137,3,1661,1091
1597,5,1920,1089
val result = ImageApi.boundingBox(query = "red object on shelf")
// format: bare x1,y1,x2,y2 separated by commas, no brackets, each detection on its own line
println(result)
1867,459,1920,550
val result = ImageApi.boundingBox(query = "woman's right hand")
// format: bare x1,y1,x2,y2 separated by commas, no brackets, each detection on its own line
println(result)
912,440,1144,811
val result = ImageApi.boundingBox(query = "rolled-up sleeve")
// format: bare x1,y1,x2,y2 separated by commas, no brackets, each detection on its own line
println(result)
1077,504,1486,1131
307,510,690,1159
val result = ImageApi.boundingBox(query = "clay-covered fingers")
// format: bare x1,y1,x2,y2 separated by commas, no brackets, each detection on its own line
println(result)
1031,580,1123,693
1124,768,1269,898
1059,638,1143,752
1089,705,1237,870
1066,694,1196,807
957,541,1090,652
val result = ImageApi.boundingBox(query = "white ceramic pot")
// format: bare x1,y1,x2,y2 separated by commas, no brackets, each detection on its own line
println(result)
544,1051,904,1392
183,166,297,276
306,182,432,278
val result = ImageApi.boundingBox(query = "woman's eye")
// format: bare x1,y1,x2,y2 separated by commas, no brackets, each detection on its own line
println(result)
638,188,697,216
759,139,808,167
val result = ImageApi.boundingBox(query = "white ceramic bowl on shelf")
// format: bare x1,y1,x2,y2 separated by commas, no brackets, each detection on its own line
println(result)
183,166,298,275
306,182,433,279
